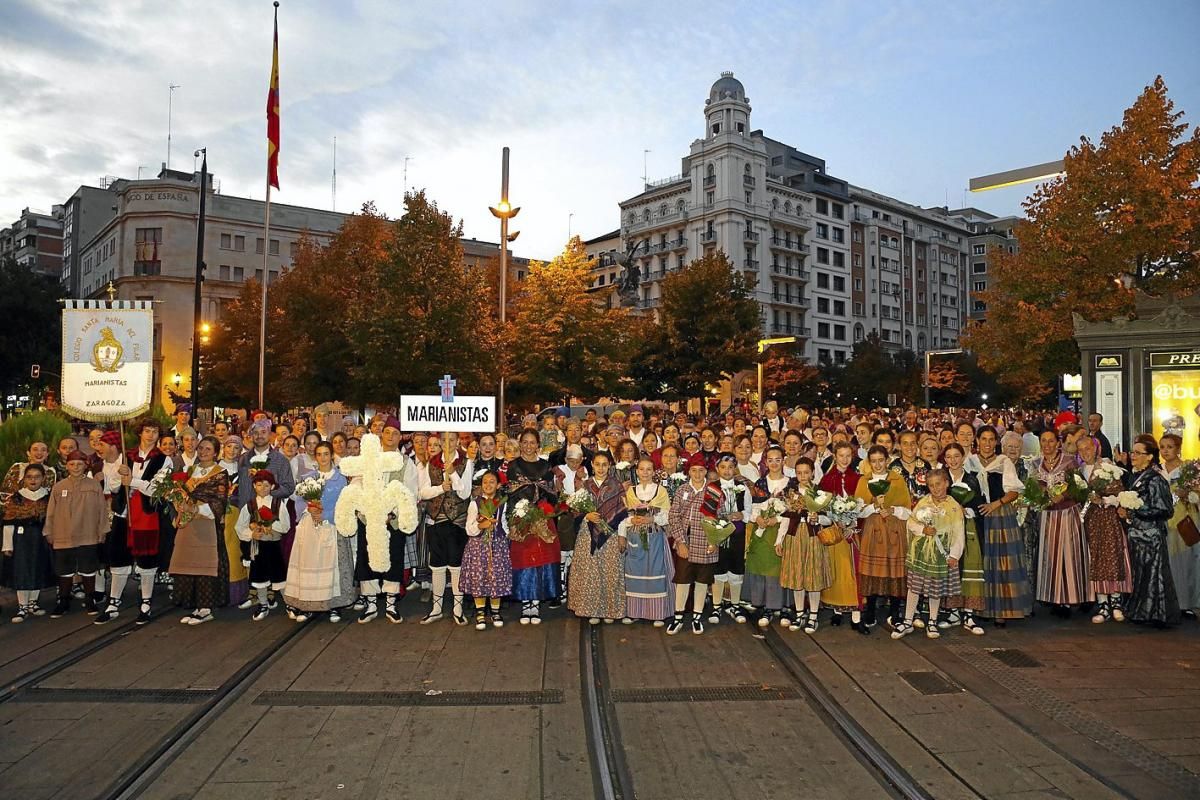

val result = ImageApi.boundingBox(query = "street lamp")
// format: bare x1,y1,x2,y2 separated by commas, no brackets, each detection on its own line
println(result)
172,373,183,389
489,147,519,431
757,336,796,411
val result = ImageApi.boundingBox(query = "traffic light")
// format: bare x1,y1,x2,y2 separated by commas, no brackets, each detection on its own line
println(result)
30,364,40,379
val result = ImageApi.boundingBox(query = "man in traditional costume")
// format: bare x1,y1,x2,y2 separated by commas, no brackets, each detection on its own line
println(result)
416,433,474,625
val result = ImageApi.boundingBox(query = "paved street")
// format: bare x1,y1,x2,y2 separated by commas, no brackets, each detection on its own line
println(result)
1,588,1198,800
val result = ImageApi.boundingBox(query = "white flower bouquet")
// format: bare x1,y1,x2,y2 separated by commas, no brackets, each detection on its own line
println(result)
828,495,864,529
295,475,325,502
1116,490,1144,511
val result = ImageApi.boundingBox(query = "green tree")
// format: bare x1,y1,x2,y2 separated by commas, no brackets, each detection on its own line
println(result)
508,236,630,405
0,257,64,403
651,252,761,399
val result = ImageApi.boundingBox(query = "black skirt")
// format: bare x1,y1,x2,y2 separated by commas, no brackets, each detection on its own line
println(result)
354,521,406,582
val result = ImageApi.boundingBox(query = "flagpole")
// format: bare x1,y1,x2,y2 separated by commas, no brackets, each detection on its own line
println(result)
257,180,271,410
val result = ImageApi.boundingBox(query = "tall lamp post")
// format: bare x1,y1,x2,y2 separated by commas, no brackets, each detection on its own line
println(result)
191,148,208,421
924,348,963,408
757,336,796,410
489,147,519,431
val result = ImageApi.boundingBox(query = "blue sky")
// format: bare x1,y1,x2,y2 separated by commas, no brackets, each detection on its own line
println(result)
1,0,1197,260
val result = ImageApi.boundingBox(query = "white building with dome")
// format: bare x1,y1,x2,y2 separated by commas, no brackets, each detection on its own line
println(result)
614,72,977,368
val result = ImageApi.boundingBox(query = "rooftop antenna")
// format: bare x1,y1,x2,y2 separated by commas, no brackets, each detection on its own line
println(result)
332,136,337,211
403,156,413,195
167,83,181,169
642,148,651,188
568,212,574,239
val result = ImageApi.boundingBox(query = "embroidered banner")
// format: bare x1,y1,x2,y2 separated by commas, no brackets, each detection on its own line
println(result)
61,299,154,421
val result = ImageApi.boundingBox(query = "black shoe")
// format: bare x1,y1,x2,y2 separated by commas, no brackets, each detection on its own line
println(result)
665,614,685,635
51,596,70,618
85,596,99,616
71,584,85,600
690,614,704,635
856,619,871,636
829,611,843,627
547,598,563,609
94,601,121,625
136,601,152,625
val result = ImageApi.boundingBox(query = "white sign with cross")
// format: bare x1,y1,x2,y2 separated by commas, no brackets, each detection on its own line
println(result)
334,433,419,572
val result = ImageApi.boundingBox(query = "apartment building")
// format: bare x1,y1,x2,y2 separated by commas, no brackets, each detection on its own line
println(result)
0,206,65,278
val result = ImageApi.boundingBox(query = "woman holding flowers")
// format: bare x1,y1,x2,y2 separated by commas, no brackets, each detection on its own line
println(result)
1160,434,1199,616
778,457,833,633
1076,435,1132,623
567,451,628,624
892,469,964,640
819,442,865,631
975,426,1030,626
853,446,912,630
169,436,231,625
1033,429,1092,614
746,446,796,628
506,430,562,625
1122,438,1180,626
620,457,674,625
943,443,986,634
283,442,353,622
461,470,512,629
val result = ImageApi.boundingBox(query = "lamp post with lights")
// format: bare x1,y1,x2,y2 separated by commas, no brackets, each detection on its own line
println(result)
489,147,520,430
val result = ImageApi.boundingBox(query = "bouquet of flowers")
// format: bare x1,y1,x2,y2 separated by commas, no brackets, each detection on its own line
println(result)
506,497,559,544
1062,469,1091,505
1174,460,1200,507
663,471,687,499
756,496,787,528
914,505,938,528
800,488,834,515
295,475,325,503
948,482,976,508
828,495,864,530
250,504,278,540
248,456,269,472
151,469,195,526
1116,490,1144,511
867,478,892,499
1018,475,1051,512
1088,462,1125,495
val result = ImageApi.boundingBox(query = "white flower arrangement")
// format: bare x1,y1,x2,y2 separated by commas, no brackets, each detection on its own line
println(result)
1092,463,1124,483
511,498,532,519
1189,490,1200,506
249,456,269,471
615,460,632,471
759,496,787,519
295,475,325,502
333,433,419,570
828,495,865,528
564,488,596,514
732,484,746,495
669,471,686,482
1116,491,1144,511
914,507,935,525
1072,473,1089,489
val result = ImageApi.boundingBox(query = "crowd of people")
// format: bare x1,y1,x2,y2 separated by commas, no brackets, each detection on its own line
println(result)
1,401,1196,639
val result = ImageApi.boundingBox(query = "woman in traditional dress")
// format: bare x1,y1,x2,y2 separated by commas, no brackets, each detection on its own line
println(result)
1,463,54,621
1,441,56,501
1033,430,1091,615
975,426,1030,627
854,446,911,631
219,438,250,608
283,442,353,622
746,446,797,628
568,451,628,624
461,470,512,629
943,443,986,635
506,429,561,624
892,469,964,640
1122,439,1180,627
708,453,751,625
819,442,865,632
748,425,771,476
621,457,674,626
170,436,232,625
613,439,639,487
1160,434,1200,617
778,457,832,634
1076,435,1132,623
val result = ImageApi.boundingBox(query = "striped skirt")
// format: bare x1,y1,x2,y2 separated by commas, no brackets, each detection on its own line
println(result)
1037,506,1093,605
906,532,960,598
856,515,907,597
980,505,1031,619
780,524,833,592
623,529,674,620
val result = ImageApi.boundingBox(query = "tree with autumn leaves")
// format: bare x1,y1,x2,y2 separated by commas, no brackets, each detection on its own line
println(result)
965,76,1200,393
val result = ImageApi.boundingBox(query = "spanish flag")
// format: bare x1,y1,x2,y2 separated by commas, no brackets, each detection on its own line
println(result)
266,3,280,190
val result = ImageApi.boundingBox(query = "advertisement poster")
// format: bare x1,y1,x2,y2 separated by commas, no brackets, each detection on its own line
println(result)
61,299,154,422
1150,368,1200,460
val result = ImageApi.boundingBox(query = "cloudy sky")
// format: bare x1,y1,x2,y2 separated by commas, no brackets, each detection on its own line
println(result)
2,0,1197,260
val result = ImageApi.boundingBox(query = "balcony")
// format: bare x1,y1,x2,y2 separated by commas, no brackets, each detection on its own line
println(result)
638,298,661,310
743,175,756,187
701,231,717,243
769,323,811,337
744,259,760,271
771,293,810,308
668,237,687,251
743,230,760,242
704,175,716,188
770,237,809,255
771,264,809,280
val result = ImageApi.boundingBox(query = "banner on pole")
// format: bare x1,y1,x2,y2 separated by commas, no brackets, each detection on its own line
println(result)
60,299,154,422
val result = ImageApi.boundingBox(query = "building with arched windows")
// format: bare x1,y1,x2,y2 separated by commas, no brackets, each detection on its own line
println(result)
613,72,988,367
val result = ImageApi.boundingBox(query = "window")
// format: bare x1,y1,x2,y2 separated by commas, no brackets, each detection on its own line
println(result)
819,348,831,363
269,239,280,256
833,276,845,292
853,229,862,243
816,247,829,265
834,300,845,316
834,350,846,364
745,191,752,204
736,122,745,134
853,254,862,268
832,203,844,220
134,227,162,275
881,329,892,342
816,223,828,239
254,269,263,283
597,274,605,286
816,198,828,215
234,235,246,252
289,241,299,258
832,251,845,268
854,303,864,317
219,265,230,280
880,280,891,294
234,266,244,281
817,272,829,289
834,324,846,341
706,191,714,205
973,301,987,312
832,227,844,243
973,281,986,292
712,123,720,135
220,233,232,250
972,262,986,273
818,297,830,313
853,278,863,291
818,322,830,338
972,244,986,255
